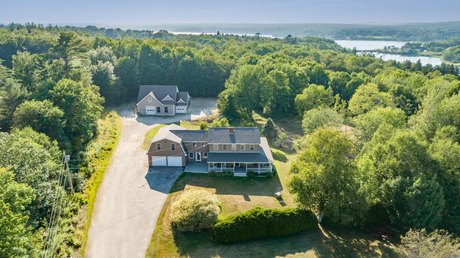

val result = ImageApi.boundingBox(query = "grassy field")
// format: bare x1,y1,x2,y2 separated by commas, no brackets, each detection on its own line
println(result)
145,115,399,258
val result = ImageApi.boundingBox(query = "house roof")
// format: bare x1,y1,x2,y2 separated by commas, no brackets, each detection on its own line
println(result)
208,127,261,144
151,124,185,143
207,137,273,163
170,130,208,142
137,85,180,104
176,92,190,106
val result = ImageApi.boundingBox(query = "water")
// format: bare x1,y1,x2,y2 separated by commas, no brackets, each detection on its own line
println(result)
335,40,443,66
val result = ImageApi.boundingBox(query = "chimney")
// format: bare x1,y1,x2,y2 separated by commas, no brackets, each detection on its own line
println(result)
228,128,234,134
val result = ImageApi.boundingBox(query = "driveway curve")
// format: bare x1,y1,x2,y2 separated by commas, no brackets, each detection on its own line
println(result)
85,98,217,258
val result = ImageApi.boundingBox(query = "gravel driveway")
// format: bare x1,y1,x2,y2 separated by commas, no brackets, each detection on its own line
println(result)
85,98,217,258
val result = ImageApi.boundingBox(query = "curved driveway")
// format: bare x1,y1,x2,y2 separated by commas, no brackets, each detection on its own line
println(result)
85,98,216,258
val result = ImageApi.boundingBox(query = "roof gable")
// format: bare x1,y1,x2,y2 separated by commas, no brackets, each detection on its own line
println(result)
137,85,179,103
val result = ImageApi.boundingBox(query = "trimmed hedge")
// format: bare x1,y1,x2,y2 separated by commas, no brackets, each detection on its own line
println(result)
212,207,318,243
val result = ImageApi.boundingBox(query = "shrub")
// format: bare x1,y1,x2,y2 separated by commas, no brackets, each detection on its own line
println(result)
171,190,221,232
212,207,318,243
246,170,256,177
209,171,233,177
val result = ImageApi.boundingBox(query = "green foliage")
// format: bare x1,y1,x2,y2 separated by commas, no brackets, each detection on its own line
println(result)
212,207,318,244
301,107,344,135
199,121,208,130
13,100,65,143
50,79,104,152
443,45,460,63
0,168,36,257
397,229,460,258
171,190,221,232
208,171,233,177
294,84,334,117
290,128,366,226
358,128,444,230
348,83,394,116
0,128,63,221
210,118,230,128
353,107,406,144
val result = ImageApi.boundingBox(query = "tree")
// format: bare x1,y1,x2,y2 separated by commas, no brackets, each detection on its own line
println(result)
12,51,41,91
170,190,221,232
13,100,65,142
0,66,28,131
398,229,460,258
301,107,344,135
289,128,366,226
348,83,394,116
50,32,86,74
115,56,138,101
430,126,460,233
49,79,104,152
294,84,334,117
0,128,64,221
0,168,36,257
358,127,444,229
353,107,406,144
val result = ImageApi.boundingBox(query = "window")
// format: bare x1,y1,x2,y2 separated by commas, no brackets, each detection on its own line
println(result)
231,144,237,151
189,152,194,158
203,152,208,158
156,143,161,150
156,107,161,113
249,145,255,151
171,144,176,150
212,144,219,151
223,144,227,150
164,106,169,113
192,142,196,147
240,144,245,150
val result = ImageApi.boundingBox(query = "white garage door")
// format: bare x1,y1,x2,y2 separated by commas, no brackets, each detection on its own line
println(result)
145,106,156,115
167,156,183,166
152,156,167,166
175,106,187,114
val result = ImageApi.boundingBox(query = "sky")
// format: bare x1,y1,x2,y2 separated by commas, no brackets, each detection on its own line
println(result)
1,0,459,26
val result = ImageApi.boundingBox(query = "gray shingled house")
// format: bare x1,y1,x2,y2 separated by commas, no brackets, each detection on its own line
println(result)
147,125,274,176
136,85,191,116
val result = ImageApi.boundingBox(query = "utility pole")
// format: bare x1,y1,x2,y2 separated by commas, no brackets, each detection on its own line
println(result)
63,151,74,194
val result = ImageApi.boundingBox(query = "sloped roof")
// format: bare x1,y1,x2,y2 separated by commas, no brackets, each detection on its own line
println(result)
208,127,261,144
151,124,185,143
137,85,179,103
170,130,208,142
207,137,273,163
176,92,190,106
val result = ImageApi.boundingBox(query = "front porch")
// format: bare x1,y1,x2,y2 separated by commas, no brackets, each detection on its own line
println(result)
208,162,272,173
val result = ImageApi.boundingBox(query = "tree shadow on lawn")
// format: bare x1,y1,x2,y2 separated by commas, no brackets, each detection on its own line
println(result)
172,226,399,258
171,173,285,197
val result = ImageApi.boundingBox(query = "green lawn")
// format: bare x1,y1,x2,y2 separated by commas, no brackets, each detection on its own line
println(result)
145,115,399,258
143,124,166,150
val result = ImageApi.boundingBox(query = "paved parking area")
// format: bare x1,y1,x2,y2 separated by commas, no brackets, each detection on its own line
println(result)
86,98,216,258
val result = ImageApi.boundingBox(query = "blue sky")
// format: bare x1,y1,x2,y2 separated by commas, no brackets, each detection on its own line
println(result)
1,0,459,25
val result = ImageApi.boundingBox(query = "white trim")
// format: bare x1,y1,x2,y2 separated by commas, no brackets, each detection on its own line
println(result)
177,98,186,104
162,94,174,101
138,92,162,106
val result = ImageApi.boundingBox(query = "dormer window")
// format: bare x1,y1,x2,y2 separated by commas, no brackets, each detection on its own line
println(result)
162,94,174,101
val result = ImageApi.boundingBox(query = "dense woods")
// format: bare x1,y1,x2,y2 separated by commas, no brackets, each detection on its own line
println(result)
0,23,459,256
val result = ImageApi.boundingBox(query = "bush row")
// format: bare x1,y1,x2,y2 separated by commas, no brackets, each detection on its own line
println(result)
212,207,318,243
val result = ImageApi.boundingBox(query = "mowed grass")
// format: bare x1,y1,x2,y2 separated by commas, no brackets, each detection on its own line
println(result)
143,124,166,150
146,115,399,258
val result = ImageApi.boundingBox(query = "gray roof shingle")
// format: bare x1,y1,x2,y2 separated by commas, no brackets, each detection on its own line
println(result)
176,92,190,106
208,127,260,144
137,85,179,104
170,130,208,142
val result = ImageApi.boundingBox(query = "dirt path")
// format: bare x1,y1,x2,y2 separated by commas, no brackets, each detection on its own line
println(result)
85,98,216,258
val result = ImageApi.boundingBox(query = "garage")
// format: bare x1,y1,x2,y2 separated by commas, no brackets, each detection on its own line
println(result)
151,156,167,166
145,106,156,115
167,156,183,166
151,156,183,166
175,106,187,114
